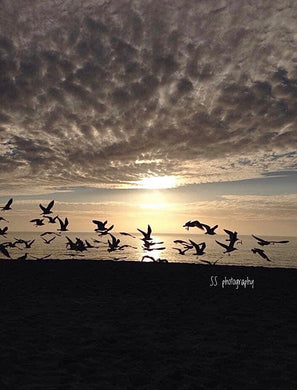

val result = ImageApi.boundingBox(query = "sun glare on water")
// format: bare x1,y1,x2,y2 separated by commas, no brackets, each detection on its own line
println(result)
138,176,177,189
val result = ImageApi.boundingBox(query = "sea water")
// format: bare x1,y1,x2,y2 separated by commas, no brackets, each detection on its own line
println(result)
1,231,297,269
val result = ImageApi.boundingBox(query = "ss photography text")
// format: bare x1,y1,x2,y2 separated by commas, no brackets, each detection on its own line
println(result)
210,276,255,289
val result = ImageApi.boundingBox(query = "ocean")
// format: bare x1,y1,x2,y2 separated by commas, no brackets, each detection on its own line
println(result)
1,231,297,269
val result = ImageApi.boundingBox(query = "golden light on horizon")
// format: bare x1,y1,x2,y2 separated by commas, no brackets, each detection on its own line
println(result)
138,176,177,189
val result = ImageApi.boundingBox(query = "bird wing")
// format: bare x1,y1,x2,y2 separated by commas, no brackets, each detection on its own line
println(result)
39,204,47,213
189,239,199,250
4,198,13,208
64,217,69,227
92,220,100,226
215,240,229,250
200,242,206,251
147,224,152,237
0,245,10,258
224,229,233,237
200,259,211,265
193,220,204,230
57,217,63,228
137,228,146,237
252,234,267,243
47,200,54,210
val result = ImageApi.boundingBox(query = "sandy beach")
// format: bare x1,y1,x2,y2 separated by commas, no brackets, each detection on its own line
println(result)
1,260,297,389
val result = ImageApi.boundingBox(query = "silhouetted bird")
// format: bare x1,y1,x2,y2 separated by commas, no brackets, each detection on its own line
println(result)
108,234,121,252
0,216,9,222
141,255,156,262
85,240,98,248
215,240,238,254
92,220,108,230
189,240,206,255
108,234,136,252
30,218,45,226
200,257,223,266
252,235,289,246
40,200,55,215
0,226,8,236
40,231,61,237
44,215,58,224
157,258,169,263
57,217,69,231
0,243,10,258
120,232,136,238
112,256,127,261
251,248,272,262
183,220,204,230
173,239,190,245
0,198,13,211
1,240,21,249
200,223,218,235
31,254,51,260
15,253,28,261
75,237,88,252
224,229,240,246
137,224,153,241
23,239,35,249
173,247,190,255
42,236,56,244
66,236,77,250
92,220,114,234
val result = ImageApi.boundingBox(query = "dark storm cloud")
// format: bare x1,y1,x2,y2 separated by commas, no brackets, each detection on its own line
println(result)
0,0,297,191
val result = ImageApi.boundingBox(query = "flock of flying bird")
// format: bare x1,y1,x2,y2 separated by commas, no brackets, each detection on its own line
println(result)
0,198,290,264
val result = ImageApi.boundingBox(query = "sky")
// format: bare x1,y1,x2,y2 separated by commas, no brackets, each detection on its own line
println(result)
0,0,296,235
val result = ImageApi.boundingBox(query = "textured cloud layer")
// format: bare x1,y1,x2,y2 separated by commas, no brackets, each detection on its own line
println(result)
0,0,297,192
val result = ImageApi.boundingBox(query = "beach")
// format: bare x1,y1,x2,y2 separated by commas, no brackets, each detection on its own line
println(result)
1,260,297,389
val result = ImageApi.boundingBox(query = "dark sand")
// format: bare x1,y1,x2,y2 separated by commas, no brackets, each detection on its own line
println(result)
1,260,297,390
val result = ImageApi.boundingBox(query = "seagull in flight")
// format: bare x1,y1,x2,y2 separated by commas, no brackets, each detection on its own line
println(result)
44,215,58,224
0,226,8,236
200,257,223,266
40,231,61,237
57,217,69,231
172,247,190,255
108,234,136,252
251,248,272,262
31,254,52,260
200,223,218,235
224,229,240,246
0,198,13,211
107,234,121,252
137,224,153,241
39,200,55,215
215,240,238,254
30,218,44,226
120,232,136,238
0,243,10,258
92,220,114,234
183,220,204,231
23,239,35,249
141,255,156,262
42,236,56,244
0,216,9,222
252,235,289,246
189,240,206,255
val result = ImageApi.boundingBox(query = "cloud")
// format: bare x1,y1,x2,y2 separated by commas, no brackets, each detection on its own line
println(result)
0,0,297,193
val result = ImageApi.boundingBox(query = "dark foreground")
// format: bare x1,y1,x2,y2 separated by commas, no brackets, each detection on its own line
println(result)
1,260,297,390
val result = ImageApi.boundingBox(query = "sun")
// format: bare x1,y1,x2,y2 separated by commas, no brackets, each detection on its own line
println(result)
138,176,177,189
